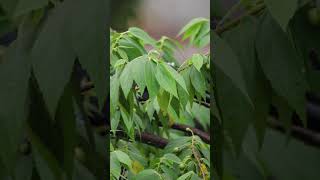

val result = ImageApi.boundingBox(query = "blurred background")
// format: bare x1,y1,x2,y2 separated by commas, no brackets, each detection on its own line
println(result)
111,0,210,63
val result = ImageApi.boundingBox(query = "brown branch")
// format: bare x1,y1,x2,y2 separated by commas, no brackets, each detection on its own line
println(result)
112,130,168,149
267,118,320,148
135,132,169,148
171,123,210,144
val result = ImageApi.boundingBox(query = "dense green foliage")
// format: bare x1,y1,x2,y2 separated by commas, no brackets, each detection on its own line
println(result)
110,19,210,179
0,0,108,179
213,0,320,179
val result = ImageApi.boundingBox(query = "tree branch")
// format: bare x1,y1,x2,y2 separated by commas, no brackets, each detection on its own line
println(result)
112,130,168,149
267,118,320,147
171,123,210,143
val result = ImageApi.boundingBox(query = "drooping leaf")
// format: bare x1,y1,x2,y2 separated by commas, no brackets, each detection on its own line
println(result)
0,22,31,172
110,152,121,179
129,27,157,46
157,90,171,112
54,82,76,179
110,74,120,115
265,0,298,31
130,55,148,92
223,17,271,147
66,0,108,108
191,54,204,71
163,153,181,164
212,32,252,105
113,150,132,168
190,66,206,97
178,18,208,36
31,2,76,118
120,62,134,98
155,62,178,97
166,63,189,94
256,13,307,125
144,60,160,99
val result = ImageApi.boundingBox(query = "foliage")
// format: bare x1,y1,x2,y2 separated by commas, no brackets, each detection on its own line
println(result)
213,0,320,179
110,19,211,179
0,0,108,179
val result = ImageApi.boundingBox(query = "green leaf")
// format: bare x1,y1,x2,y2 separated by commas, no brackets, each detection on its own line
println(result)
265,0,298,31
110,152,121,179
110,74,120,115
190,66,206,97
177,171,193,180
133,169,162,180
129,27,157,46
54,82,76,179
164,137,191,153
256,13,307,124
191,54,204,71
0,24,31,172
66,0,108,108
144,60,160,99
214,60,254,154
120,62,134,98
191,103,210,130
117,48,128,60
111,111,120,133
180,67,194,105
212,31,252,105
157,91,171,112
31,2,76,118
28,128,62,180
155,62,178,97
120,106,133,133
177,84,189,108
163,153,181,164
131,55,148,91
165,64,188,94
161,165,178,179
113,150,132,168
223,17,271,147
178,18,208,36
